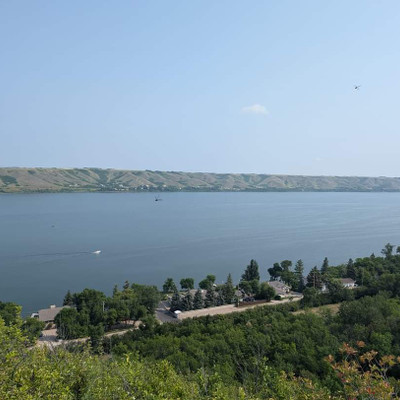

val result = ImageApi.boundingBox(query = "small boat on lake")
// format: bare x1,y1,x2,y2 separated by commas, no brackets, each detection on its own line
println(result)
92,250,101,254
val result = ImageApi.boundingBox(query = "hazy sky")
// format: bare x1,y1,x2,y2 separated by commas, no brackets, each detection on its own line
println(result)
1,1,399,176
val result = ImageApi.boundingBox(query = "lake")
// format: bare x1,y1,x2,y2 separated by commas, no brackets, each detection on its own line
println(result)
1,192,399,314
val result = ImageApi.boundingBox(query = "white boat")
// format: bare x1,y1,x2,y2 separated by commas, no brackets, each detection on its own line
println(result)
92,250,101,254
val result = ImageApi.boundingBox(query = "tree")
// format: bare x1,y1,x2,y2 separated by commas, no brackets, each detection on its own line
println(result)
256,282,275,301
21,318,45,344
205,289,216,308
170,291,181,312
294,259,305,292
242,259,260,281
88,324,104,354
123,280,130,291
55,307,87,339
346,258,356,280
321,257,329,274
163,278,177,293
199,279,212,290
306,267,323,289
0,301,21,326
193,290,204,309
238,280,252,295
381,243,394,259
181,292,194,311
63,290,74,306
268,262,283,281
222,274,235,304
180,278,194,290
206,275,216,284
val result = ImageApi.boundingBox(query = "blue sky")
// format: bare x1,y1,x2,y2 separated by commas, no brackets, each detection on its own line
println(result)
1,1,399,176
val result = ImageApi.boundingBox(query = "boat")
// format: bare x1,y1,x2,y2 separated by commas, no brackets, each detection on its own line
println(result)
92,250,101,254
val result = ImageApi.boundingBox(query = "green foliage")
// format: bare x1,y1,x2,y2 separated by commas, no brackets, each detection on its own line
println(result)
0,301,21,326
55,282,160,340
306,267,323,289
21,317,45,344
256,282,276,301
242,259,260,281
180,278,195,290
163,277,177,293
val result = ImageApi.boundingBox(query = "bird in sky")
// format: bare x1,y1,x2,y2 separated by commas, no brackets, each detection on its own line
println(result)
354,85,361,90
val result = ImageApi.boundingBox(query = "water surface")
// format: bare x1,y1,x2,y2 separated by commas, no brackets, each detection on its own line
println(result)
1,192,399,314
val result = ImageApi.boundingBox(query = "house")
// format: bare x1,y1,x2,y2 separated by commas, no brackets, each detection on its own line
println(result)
321,278,358,292
32,305,69,323
267,281,291,296
340,278,357,288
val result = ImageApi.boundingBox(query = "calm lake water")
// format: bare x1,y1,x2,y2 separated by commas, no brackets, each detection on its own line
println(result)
1,192,400,314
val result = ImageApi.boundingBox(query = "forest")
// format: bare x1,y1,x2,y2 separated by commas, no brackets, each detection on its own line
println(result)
2,244,400,398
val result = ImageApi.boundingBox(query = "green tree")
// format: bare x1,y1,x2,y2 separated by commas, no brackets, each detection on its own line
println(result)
294,259,305,292
205,289,216,308
21,318,45,344
193,290,204,309
268,262,283,281
242,259,260,281
321,257,329,274
256,282,276,301
306,266,323,289
346,258,356,280
89,324,104,354
0,301,21,326
180,278,194,290
381,243,394,259
181,292,194,311
170,291,181,312
163,278,177,293
63,290,74,306
222,273,235,304
55,307,87,339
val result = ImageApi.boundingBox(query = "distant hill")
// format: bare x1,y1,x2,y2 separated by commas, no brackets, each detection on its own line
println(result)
1,167,400,193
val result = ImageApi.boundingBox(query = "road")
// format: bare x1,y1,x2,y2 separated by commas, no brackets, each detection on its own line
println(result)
155,295,303,323
37,323,139,349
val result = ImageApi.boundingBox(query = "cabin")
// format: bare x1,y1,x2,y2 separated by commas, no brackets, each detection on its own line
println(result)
32,305,69,323
267,281,291,296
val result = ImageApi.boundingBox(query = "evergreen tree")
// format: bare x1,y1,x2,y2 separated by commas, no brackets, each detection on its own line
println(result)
170,291,181,312
321,257,329,274
346,258,356,280
163,278,177,293
193,290,204,309
294,259,305,292
306,266,323,289
205,289,216,308
123,280,130,291
241,259,260,281
63,290,74,306
222,273,235,304
181,292,193,311
112,285,118,297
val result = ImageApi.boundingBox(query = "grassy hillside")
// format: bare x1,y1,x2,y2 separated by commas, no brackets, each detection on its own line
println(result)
1,167,400,193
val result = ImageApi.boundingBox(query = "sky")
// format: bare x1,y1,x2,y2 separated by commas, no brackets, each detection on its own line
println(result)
0,1,399,176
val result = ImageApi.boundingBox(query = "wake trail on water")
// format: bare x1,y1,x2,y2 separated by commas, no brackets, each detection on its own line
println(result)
22,251,94,258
